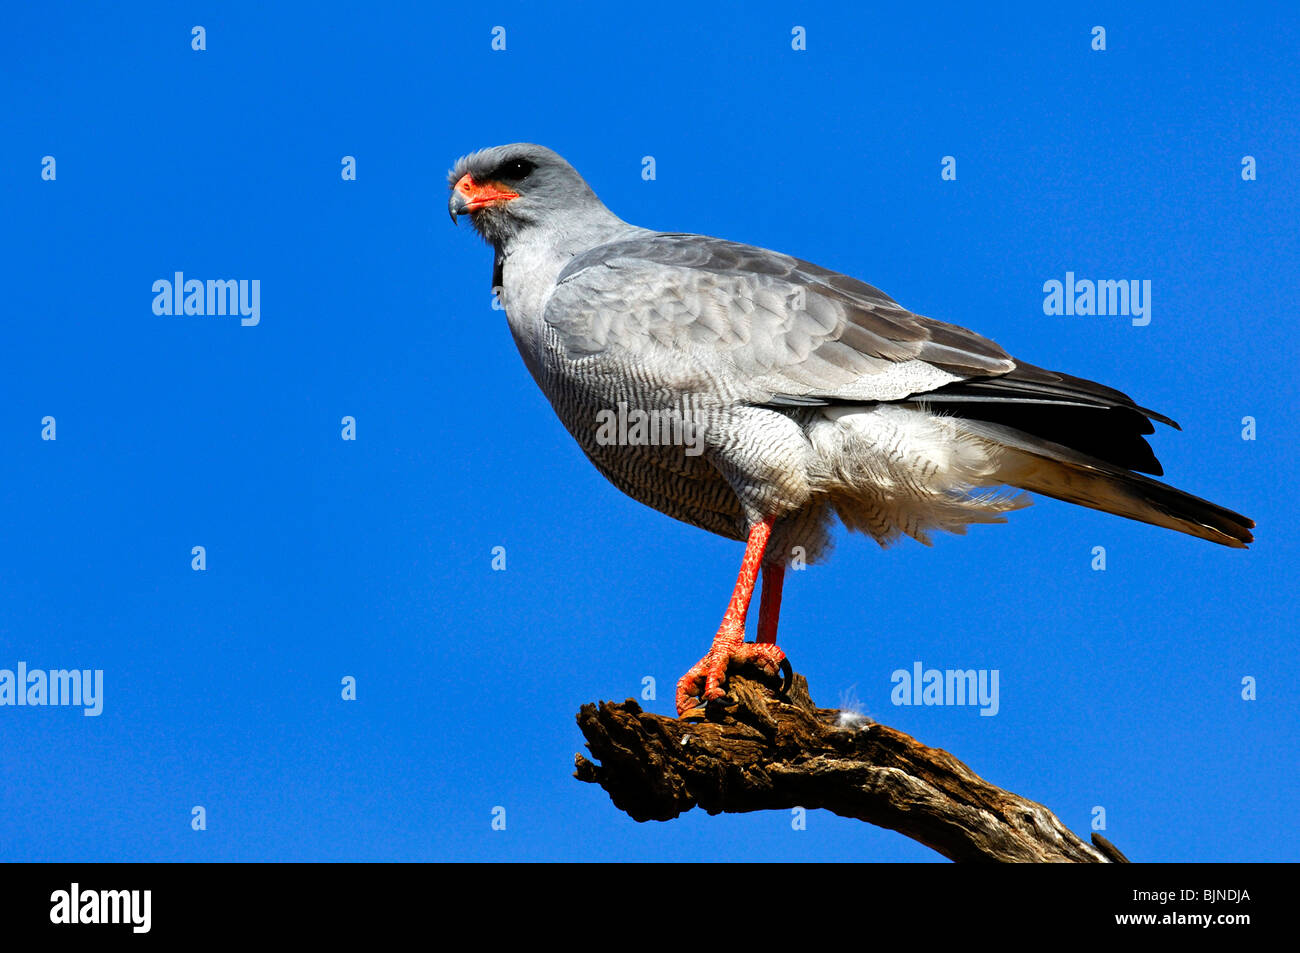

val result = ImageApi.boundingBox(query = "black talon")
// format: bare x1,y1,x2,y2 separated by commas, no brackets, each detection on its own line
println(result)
778,658,793,697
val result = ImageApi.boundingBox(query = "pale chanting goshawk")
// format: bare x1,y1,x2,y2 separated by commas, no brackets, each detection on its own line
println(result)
448,144,1254,716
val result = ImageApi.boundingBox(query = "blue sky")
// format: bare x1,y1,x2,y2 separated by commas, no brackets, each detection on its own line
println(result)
1,1,1296,862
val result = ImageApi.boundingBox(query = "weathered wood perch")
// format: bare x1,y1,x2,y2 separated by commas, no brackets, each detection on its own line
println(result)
575,667,1128,863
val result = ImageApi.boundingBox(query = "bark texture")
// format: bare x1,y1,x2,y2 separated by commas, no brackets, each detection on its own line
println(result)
574,668,1127,863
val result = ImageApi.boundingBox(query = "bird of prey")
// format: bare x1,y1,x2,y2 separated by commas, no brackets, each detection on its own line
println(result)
448,143,1254,716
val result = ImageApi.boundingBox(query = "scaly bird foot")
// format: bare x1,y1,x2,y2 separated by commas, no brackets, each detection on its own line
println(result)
675,632,792,716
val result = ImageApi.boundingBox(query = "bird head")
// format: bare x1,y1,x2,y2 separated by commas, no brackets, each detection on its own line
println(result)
447,143,611,247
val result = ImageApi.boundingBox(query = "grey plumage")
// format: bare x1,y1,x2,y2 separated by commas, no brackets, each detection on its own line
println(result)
449,143,1253,562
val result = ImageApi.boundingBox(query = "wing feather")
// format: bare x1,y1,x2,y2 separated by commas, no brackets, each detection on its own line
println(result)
544,232,1175,473
547,232,1014,402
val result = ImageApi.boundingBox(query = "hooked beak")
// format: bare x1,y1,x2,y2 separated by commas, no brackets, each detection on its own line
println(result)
448,173,520,223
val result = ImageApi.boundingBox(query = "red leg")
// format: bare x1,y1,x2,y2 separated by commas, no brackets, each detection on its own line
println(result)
757,562,785,645
675,517,790,715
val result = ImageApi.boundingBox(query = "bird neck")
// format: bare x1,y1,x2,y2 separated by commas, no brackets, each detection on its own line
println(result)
495,209,640,306
498,203,632,263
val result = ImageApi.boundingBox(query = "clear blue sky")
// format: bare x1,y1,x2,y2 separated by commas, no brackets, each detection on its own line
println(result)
1,1,1295,862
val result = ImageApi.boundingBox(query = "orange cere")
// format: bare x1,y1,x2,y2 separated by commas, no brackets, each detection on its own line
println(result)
453,173,520,210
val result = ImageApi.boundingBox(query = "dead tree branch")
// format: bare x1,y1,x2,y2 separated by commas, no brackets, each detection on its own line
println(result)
574,668,1125,863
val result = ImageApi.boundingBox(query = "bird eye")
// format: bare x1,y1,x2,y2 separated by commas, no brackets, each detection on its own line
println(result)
495,159,535,181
